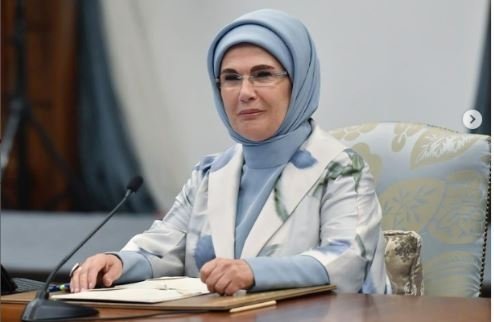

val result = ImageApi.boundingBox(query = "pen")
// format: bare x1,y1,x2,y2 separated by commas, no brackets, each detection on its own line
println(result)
48,283,71,293
229,300,277,313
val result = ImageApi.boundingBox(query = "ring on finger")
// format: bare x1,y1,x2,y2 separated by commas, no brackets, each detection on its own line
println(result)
69,262,81,278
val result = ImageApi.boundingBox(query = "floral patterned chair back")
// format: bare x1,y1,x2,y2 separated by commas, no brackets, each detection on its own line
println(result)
329,123,490,297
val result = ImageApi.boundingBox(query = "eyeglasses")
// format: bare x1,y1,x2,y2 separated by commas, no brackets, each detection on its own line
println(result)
216,70,288,89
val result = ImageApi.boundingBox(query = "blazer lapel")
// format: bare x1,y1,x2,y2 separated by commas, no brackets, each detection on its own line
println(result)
277,126,346,215
241,125,346,258
207,145,243,259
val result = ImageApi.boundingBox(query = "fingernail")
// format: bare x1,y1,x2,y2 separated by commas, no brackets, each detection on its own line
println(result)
81,288,87,292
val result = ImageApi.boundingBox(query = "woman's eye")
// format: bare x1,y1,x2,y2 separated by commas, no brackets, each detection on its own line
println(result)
223,74,241,81
254,71,273,79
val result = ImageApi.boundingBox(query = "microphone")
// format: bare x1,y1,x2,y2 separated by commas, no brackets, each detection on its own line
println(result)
22,176,144,322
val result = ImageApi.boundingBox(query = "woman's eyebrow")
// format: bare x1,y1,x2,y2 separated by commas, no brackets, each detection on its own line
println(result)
220,64,276,74
251,64,275,72
220,68,238,74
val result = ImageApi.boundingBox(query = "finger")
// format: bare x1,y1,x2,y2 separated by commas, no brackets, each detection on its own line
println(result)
205,264,226,293
86,264,102,289
224,282,241,296
212,276,232,295
70,268,81,293
78,265,90,291
200,259,217,283
217,260,253,295
75,254,106,291
102,258,122,287
205,270,219,293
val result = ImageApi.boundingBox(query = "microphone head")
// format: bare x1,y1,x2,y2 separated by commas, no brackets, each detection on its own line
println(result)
127,176,143,193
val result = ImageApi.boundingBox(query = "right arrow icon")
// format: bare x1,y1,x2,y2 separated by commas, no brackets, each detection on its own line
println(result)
463,110,482,130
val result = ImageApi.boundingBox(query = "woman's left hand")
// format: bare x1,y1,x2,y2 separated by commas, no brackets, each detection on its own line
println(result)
199,258,254,295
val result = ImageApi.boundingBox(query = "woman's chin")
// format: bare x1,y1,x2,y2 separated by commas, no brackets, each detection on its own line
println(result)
237,127,273,142
233,119,279,142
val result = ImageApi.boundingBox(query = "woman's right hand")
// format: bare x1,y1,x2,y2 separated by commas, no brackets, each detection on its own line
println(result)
69,253,123,293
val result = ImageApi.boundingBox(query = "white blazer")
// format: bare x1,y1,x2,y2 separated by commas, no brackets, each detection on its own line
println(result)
122,124,390,293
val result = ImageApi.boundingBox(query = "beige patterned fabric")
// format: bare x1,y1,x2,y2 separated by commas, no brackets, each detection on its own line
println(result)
384,230,424,295
330,123,490,297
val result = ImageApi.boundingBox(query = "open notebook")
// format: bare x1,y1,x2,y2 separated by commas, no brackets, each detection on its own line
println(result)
51,277,209,304
5,281,336,311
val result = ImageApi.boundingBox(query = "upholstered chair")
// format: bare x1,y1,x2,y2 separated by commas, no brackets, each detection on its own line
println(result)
329,123,490,297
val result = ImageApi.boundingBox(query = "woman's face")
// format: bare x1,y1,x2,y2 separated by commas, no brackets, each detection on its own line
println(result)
219,45,291,142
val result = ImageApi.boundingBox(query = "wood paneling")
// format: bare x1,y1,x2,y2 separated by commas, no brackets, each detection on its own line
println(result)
1,0,79,210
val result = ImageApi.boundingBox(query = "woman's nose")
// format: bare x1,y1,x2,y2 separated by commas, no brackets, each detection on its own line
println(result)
238,79,257,102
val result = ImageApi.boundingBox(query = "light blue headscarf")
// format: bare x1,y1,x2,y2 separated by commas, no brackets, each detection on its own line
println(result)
207,9,320,145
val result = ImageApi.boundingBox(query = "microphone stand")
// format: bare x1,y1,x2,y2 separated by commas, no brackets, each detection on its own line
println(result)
22,176,143,322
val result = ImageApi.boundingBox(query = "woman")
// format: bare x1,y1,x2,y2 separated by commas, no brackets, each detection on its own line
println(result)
70,9,390,295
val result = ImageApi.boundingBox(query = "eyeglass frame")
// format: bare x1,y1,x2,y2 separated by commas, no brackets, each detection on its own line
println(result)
216,70,289,89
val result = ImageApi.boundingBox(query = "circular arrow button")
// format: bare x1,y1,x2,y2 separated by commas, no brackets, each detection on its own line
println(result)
462,109,482,130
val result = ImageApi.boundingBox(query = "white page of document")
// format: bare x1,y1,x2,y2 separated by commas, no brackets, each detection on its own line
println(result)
51,277,210,304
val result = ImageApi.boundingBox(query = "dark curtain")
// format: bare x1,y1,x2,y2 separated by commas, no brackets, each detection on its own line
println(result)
471,4,491,298
78,0,156,213
472,9,490,135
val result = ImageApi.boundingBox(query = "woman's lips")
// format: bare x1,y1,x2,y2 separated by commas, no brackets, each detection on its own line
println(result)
238,109,264,116
237,109,264,120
